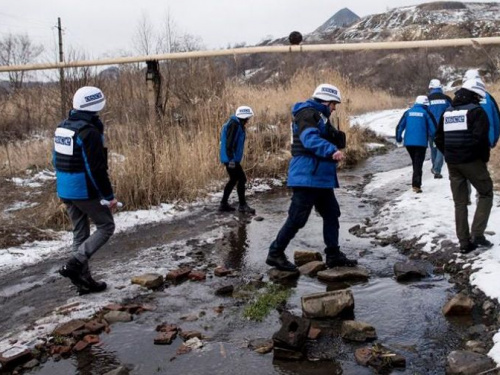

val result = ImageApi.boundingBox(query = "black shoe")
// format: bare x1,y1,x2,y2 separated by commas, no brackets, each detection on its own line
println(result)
434,173,443,179
218,202,236,212
59,258,91,293
459,241,478,254
412,187,422,193
472,236,494,249
326,252,358,268
266,254,298,272
80,264,107,293
238,204,256,214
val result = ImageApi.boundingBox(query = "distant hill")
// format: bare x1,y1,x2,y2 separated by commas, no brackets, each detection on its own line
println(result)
314,8,361,33
308,1,500,43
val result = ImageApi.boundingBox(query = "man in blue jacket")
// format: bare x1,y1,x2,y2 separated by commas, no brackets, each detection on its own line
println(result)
219,106,255,214
265,83,357,272
54,86,117,295
427,79,452,179
396,96,437,193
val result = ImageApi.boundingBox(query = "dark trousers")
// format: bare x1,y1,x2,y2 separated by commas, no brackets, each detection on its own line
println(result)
65,199,115,264
221,162,247,205
448,160,493,246
269,188,341,256
406,146,427,188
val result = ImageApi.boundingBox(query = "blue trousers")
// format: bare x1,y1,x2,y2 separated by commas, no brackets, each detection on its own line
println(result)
429,138,444,174
269,187,340,256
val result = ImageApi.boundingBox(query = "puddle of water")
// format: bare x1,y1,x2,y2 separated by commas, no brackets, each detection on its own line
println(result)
28,150,466,375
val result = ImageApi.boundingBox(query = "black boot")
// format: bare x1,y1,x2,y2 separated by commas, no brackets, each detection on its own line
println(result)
59,257,91,293
238,204,256,214
80,263,107,294
471,236,493,249
266,254,297,272
326,251,358,268
218,202,236,212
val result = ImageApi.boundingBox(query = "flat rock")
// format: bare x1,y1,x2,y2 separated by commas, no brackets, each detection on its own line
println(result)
214,266,232,277
53,319,86,336
446,350,496,375
298,261,326,277
215,284,234,296
165,268,192,282
84,320,106,333
180,331,202,341
394,260,432,281
308,327,322,340
317,267,369,282
248,338,274,354
268,268,300,281
294,251,323,267
443,293,475,316
0,347,32,367
131,274,164,289
188,270,206,281
341,320,377,342
104,311,133,324
154,331,177,345
301,289,354,319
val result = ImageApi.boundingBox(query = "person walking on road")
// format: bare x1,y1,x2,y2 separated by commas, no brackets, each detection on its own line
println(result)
396,96,437,193
427,79,452,179
54,86,117,295
265,83,357,272
219,106,255,214
435,78,494,253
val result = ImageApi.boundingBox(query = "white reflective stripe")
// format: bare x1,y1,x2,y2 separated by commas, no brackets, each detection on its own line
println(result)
443,109,468,132
54,128,75,156
320,113,328,124
290,122,293,144
409,112,424,117
430,99,446,105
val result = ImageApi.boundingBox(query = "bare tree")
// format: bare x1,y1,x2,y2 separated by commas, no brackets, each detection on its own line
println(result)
133,12,156,55
0,33,44,88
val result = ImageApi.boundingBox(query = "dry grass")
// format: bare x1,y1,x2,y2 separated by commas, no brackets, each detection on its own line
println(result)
0,68,398,224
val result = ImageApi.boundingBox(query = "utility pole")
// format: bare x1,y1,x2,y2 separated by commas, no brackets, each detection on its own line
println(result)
57,17,66,119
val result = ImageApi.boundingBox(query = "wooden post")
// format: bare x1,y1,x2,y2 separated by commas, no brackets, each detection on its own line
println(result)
57,17,66,119
145,60,162,121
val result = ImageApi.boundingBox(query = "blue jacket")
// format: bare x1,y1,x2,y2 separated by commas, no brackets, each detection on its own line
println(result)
53,110,114,200
220,115,246,163
428,88,452,126
287,100,339,189
481,92,500,148
396,103,437,147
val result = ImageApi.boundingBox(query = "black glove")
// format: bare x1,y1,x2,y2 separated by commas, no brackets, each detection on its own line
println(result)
228,161,236,169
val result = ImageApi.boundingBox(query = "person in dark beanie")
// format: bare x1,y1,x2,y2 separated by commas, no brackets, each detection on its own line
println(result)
435,78,493,254
427,79,452,179
396,95,437,193
219,106,255,214
54,86,117,294
265,83,356,272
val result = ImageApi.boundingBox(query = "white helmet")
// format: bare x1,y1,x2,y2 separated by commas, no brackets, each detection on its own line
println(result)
415,95,430,105
428,79,442,89
462,69,481,83
312,83,342,103
73,86,106,112
462,78,486,98
235,105,254,119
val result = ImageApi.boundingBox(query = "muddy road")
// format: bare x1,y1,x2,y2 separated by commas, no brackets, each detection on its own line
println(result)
0,147,475,374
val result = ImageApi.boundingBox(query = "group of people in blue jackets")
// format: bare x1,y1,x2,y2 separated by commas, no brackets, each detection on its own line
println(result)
396,69,500,253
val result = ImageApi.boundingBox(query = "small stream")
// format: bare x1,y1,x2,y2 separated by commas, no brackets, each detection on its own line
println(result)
22,147,474,375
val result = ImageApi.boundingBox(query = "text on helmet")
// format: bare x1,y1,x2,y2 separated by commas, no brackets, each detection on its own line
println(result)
321,87,338,95
84,92,103,103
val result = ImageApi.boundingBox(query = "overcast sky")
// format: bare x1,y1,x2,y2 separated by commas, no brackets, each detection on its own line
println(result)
0,0,497,61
